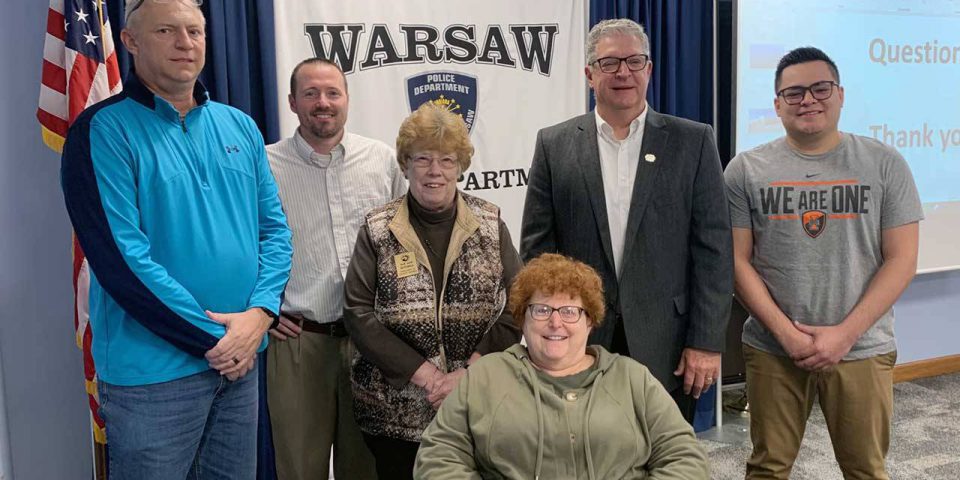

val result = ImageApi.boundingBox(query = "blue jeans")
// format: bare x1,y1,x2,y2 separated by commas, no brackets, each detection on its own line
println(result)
98,366,259,480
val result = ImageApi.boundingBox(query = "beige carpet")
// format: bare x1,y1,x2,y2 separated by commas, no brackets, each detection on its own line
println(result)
699,372,960,479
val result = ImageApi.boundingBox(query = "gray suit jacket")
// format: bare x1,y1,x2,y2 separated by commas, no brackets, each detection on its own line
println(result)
520,110,733,392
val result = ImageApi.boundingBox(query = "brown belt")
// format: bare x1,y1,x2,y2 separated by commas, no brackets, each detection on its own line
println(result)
282,313,349,337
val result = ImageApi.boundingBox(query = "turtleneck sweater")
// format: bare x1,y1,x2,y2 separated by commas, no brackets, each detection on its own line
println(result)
407,194,457,305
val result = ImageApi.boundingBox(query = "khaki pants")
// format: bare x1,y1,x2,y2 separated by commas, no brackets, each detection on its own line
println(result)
267,330,376,480
743,344,896,480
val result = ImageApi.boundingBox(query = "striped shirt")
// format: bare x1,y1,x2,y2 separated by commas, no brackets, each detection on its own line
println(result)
267,130,406,324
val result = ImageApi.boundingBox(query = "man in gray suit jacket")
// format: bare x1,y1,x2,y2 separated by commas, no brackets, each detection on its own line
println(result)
520,18,732,421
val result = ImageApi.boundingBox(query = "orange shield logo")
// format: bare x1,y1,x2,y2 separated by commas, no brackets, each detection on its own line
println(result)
802,210,826,238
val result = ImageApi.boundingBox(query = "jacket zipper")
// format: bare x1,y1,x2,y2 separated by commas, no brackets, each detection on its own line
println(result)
179,113,209,186
436,271,448,372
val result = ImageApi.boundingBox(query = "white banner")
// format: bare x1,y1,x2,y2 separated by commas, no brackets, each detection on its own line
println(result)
273,0,588,238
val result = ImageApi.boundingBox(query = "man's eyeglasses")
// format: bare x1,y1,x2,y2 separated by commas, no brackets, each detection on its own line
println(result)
410,154,458,170
593,54,649,74
777,81,839,105
126,0,204,20
527,304,585,323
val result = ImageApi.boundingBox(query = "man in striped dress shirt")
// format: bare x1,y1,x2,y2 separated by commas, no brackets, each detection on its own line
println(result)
265,58,406,480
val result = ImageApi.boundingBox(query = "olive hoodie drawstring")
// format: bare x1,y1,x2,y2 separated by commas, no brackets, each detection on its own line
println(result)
582,370,602,480
521,356,545,480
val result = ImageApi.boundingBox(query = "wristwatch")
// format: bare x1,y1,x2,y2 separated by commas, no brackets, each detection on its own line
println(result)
258,307,280,329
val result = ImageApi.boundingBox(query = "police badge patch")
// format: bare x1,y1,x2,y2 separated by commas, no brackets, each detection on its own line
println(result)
406,71,478,133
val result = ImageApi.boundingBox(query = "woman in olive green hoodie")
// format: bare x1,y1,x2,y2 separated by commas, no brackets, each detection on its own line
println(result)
415,254,708,479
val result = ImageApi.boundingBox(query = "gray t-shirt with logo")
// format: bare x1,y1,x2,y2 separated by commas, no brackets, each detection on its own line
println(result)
724,133,923,359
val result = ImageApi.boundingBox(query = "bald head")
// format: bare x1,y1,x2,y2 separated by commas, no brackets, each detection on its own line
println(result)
125,0,203,33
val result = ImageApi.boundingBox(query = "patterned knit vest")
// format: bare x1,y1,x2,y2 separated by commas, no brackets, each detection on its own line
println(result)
352,193,506,441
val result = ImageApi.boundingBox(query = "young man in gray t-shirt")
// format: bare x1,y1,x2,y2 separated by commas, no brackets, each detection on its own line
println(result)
724,47,922,480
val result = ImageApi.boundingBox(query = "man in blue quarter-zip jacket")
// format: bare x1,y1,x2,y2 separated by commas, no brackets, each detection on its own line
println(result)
60,1,292,478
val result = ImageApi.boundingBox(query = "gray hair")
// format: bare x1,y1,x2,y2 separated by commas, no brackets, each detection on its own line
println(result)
585,18,650,66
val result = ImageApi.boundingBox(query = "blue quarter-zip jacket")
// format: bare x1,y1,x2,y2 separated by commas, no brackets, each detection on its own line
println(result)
61,75,292,386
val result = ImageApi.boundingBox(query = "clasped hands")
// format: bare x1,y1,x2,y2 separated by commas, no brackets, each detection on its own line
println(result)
412,353,480,410
204,307,273,381
780,320,858,372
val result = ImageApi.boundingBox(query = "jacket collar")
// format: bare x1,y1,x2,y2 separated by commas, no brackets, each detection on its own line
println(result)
621,109,668,268
574,113,615,274
124,71,210,124
292,129,352,166
388,193,480,278
506,343,616,374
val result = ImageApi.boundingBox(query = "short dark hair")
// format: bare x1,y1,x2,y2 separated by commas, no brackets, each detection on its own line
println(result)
289,58,347,95
774,47,840,91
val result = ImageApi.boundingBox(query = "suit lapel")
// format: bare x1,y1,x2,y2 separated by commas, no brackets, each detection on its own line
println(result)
574,114,616,273
622,109,669,261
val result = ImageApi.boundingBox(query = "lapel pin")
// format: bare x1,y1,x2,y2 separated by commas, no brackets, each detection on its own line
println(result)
644,154,656,163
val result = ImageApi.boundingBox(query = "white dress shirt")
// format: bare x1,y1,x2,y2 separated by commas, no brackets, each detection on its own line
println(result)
267,130,407,323
595,105,648,277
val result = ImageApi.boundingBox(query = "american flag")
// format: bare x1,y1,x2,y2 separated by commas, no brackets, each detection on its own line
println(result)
38,0,122,151
37,1,121,478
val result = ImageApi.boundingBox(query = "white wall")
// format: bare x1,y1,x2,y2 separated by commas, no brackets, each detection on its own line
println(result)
0,1,93,478
895,270,960,363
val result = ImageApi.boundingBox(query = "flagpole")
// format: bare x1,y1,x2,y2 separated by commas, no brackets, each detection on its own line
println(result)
96,0,107,60
92,4,112,479
0,354,14,480
89,413,97,480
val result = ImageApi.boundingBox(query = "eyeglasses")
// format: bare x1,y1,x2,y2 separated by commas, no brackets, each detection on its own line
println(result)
526,304,585,323
410,154,458,170
777,81,839,105
593,54,649,74
126,0,204,20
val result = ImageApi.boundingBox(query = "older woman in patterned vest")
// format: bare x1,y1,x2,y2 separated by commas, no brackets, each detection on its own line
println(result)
343,102,522,479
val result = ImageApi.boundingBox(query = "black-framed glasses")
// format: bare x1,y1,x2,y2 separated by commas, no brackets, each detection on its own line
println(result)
126,0,204,20
526,304,585,323
777,81,839,105
593,54,649,74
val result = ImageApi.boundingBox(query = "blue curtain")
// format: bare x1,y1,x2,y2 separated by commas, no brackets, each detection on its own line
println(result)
589,0,714,125
590,0,718,432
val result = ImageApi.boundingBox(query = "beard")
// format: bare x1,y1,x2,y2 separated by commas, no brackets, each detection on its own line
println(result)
302,109,344,139
305,122,341,139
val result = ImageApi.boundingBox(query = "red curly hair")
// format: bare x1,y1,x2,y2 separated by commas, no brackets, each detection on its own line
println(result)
509,253,605,328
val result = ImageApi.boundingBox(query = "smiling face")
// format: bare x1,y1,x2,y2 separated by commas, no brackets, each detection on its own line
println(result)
522,290,592,376
405,149,459,212
121,0,206,98
585,33,651,120
775,60,844,142
289,62,348,146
